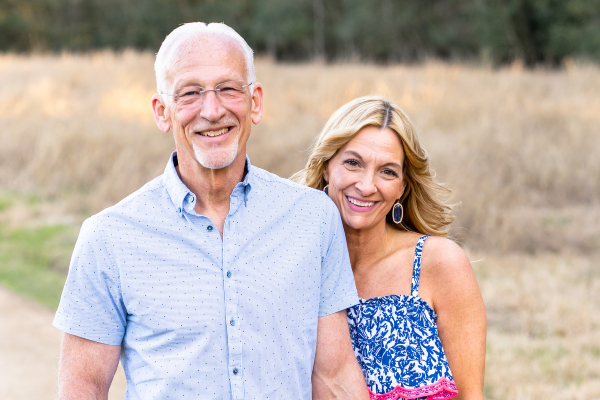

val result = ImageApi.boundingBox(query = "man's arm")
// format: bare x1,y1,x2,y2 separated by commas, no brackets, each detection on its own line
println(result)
58,333,121,400
312,310,370,400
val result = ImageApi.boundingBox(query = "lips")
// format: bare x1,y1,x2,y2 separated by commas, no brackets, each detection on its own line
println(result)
345,195,378,212
198,127,231,137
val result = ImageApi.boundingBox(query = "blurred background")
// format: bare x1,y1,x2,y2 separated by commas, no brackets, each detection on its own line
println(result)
0,1,599,399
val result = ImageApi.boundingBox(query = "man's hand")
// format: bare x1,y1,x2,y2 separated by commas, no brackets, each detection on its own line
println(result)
312,310,370,400
58,333,121,400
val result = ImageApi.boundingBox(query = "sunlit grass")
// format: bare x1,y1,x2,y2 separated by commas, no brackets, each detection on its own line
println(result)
0,222,76,309
0,53,599,398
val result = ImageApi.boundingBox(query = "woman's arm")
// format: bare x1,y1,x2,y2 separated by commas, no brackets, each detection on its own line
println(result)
422,237,487,400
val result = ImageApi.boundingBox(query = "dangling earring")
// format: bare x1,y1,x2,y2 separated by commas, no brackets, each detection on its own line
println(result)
323,185,329,195
392,199,403,224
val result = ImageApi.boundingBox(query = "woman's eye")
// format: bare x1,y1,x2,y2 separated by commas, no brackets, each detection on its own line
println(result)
383,169,399,177
344,159,360,167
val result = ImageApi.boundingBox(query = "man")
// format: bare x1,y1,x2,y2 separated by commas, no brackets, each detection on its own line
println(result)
53,22,369,400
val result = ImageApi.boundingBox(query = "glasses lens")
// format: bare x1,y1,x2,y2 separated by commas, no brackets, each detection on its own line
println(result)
216,81,247,102
173,81,249,107
175,87,202,106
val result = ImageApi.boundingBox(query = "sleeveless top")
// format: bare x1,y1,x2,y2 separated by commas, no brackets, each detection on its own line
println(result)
347,236,458,400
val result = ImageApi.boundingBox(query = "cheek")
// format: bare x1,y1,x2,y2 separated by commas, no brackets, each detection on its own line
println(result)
329,166,355,190
382,180,405,200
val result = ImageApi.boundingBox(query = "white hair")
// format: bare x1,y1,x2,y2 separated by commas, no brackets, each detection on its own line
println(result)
154,22,256,94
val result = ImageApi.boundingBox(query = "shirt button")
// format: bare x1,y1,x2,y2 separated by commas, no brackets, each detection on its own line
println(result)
230,319,235,326
177,207,181,213
233,368,239,375
207,225,213,231
226,271,232,278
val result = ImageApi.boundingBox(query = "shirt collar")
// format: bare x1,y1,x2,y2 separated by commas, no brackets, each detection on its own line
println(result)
164,151,253,213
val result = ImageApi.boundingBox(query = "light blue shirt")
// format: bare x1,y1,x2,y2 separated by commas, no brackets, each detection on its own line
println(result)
53,152,359,400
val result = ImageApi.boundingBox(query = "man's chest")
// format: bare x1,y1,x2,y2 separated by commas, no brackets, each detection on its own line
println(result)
112,220,322,335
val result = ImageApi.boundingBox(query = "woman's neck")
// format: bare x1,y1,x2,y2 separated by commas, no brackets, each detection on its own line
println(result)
344,221,394,271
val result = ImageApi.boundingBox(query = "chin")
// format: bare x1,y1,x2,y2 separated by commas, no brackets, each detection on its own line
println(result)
343,217,374,231
193,142,239,170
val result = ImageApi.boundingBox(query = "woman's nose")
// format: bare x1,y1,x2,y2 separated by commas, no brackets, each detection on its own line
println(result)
355,173,377,197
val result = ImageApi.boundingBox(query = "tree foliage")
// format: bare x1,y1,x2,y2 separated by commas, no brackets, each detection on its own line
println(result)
0,0,598,65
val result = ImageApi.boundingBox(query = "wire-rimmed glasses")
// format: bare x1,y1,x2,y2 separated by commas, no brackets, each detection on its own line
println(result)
161,81,254,107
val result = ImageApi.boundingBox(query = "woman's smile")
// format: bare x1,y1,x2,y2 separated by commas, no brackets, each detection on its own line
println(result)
345,195,378,212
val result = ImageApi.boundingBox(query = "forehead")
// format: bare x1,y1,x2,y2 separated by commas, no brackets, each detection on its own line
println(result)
341,126,404,164
166,35,248,88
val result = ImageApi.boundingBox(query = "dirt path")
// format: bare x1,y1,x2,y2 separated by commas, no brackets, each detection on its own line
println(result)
0,286,126,399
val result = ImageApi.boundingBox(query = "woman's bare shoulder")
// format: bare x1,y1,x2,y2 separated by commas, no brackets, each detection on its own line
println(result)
421,236,474,288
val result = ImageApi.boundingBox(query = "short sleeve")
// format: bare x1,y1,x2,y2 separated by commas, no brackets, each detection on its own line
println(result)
53,216,126,345
318,200,359,317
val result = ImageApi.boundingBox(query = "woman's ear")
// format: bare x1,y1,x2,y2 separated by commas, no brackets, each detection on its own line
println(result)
323,164,329,184
399,179,407,200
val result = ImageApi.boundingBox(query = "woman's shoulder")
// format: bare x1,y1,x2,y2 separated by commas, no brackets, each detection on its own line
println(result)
423,235,468,261
421,236,473,282
419,236,479,309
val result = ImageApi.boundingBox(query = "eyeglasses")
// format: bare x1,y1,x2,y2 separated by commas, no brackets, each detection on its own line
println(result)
161,81,254,107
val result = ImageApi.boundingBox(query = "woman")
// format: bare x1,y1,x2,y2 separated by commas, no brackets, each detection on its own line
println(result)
292,96,486,400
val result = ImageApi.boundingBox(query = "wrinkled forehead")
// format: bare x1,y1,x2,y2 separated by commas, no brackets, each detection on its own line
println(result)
164,34,248,87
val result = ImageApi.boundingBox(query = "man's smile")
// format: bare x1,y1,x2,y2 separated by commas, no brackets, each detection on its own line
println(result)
197,126,232,137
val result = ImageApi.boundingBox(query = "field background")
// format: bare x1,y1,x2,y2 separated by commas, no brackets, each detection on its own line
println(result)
0,52,599,399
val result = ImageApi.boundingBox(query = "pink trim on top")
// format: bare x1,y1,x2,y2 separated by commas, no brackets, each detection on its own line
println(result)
369,378,458,400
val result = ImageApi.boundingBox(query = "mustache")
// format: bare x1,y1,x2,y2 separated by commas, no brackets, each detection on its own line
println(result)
190,119,237,133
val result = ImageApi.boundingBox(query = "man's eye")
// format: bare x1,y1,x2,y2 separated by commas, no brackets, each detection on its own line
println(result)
181,90,200,97
219,86,236,92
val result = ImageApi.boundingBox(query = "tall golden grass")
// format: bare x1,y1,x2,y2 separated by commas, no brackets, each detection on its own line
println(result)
0,51,599,399
0,51,598,252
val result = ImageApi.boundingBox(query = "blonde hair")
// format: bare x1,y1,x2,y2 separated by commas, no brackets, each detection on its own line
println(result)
291,95,454,236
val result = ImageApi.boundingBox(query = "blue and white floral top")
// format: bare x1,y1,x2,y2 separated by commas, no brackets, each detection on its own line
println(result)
347,236,458,400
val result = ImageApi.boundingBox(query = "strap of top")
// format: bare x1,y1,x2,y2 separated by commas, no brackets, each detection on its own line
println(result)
410,235,429,297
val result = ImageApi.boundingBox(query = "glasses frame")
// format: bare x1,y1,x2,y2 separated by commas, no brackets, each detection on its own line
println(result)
161,81,255,106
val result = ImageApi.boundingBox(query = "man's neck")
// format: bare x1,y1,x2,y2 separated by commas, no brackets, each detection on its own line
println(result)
176,150,247,236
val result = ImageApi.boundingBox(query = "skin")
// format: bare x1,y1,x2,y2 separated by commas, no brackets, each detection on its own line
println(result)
58,34,369,400
324,126,487,400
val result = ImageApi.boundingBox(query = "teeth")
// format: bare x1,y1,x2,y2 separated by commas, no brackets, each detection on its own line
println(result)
348,197,375,207
199,127,228,137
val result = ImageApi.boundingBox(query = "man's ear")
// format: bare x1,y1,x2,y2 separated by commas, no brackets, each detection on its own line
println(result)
250,82,264,125
152,94,172,133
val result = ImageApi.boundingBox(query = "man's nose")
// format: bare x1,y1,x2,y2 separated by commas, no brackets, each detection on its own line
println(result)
199,90,227,121
355,173,377,197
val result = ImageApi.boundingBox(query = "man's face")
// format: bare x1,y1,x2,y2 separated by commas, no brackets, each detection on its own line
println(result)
153,35,263,170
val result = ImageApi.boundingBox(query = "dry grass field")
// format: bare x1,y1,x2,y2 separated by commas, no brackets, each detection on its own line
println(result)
0,51,598,399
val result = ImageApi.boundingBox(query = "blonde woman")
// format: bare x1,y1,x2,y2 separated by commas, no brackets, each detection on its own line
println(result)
292,96,486,400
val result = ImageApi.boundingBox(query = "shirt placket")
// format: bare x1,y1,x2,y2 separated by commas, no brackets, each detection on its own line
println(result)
223,204,244,399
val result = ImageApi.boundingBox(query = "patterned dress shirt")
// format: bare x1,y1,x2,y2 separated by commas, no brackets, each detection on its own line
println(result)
53,152,359,400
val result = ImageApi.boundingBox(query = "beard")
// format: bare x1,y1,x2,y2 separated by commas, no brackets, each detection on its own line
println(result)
189,118,240,169
192,139,239,170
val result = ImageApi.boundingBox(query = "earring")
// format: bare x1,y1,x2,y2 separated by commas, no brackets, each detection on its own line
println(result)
392,199,403,224
323,185,329,195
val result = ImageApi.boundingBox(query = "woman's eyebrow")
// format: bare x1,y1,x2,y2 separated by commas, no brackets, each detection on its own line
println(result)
381,162,403,170
342,150,364,161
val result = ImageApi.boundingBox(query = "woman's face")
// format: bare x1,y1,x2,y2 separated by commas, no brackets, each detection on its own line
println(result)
324,126,406,231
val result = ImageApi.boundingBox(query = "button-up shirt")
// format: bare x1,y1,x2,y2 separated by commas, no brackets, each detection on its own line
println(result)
53,152,359,400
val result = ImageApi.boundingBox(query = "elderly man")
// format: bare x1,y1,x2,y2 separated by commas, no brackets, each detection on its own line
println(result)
53,22,369,400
